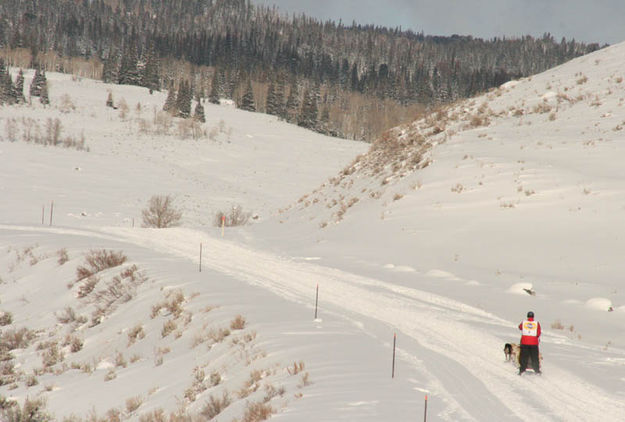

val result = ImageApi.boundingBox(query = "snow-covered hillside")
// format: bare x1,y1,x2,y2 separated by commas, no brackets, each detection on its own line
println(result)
2,42,625,421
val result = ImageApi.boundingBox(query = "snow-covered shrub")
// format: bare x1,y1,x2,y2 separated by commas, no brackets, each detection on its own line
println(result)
56,306,86,325
230,315,246,330
58,94,75,114
141,195,182,228
77,276,99,298
25,374,38,387
40,342,63,368
106,91,114,108
44,118,62,146
1,327,35,350
200,392,231,419
76,249,127,281
161,319,177,337
153,111,173,135
0,311,12,326
287,361,305,376
241,401,273,422
4,118,18,141
127,324,145,345
214,205,251,227
118,98,129,120
68,336,83,353
263,384,285,402
298,372,311,388
0,396,52,421
151,290,185,319
177,118,205,140
57,248,69,265
115,352,127,368
125,396,143,414
104,369,117,382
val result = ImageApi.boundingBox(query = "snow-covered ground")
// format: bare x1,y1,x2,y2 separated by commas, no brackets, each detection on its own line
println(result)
2,42,625,421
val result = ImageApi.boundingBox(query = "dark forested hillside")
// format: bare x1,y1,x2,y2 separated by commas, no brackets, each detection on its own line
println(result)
0,0,602,141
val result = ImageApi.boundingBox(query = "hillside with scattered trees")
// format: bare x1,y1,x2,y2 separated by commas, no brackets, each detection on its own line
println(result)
0,0,602,141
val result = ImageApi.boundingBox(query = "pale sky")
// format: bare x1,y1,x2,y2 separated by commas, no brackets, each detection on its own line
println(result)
251,0,625,45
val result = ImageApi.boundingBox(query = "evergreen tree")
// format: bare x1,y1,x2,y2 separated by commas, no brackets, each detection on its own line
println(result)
265,80,278,115
285,79,299,123
118,44,140,86
266,77,284,117
29,67,47,97
298,87,318,129
208,70,220,104
39,79,49,105
239,79,255,112
193,96,205,122
318,106,331,134
163,80,177,114
102,49,120,84
141,46,160,92
175,80,192,118
275,75,287,119
0,59,13,104
14,68,25,103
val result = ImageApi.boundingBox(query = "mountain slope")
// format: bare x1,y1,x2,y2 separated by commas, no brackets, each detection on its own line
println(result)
1,42,625,420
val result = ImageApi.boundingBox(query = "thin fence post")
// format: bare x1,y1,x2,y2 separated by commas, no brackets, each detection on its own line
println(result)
424,395,428,422
199,243,202,272
392,332,396,378
314,283,319,319
221,215,225,237
132,217,135,228
41,205,45,225
49,201,54,226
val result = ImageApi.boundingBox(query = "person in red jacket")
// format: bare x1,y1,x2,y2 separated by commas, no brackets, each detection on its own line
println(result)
518,311,541,375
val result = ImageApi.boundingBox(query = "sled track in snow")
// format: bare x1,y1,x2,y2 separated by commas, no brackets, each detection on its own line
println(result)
4,225,624,421
105,227,625,422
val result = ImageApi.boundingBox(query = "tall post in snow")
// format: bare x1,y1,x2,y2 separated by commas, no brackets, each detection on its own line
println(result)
314,283,319,319
392,332,397,378
49,201,54,226
424,395,428,422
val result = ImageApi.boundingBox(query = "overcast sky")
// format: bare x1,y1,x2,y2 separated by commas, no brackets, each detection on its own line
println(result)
251,0,625,45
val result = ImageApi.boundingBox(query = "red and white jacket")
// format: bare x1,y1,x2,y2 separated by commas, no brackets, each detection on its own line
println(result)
519,317,541,345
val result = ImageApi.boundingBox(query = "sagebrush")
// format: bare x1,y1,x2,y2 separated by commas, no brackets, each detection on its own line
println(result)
142,195,182,228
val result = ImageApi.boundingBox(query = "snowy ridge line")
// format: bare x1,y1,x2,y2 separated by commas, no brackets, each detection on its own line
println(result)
101,227,625,421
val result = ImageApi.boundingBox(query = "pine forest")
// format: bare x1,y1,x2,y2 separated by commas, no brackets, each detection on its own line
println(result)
0,0,602,141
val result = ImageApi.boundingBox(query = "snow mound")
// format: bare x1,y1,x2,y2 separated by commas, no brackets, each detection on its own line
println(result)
585,297,613,311
384,263,416,272
507,282,534,295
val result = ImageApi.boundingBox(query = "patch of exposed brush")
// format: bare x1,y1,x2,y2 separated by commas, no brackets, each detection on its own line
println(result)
68,251,147,326
75,249,127,282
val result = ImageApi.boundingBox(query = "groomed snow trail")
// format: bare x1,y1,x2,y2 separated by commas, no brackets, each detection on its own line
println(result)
6,225,623,421
102,226,624,421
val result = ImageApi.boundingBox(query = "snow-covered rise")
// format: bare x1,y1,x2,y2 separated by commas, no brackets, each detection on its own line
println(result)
1,41,625,421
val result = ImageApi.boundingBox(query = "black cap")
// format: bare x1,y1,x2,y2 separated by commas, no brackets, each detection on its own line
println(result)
527,311,535,318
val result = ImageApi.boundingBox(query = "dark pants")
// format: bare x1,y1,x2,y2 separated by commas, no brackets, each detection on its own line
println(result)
519,344,540,372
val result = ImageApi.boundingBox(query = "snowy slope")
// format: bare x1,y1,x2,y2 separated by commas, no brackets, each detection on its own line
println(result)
2,42,625,421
